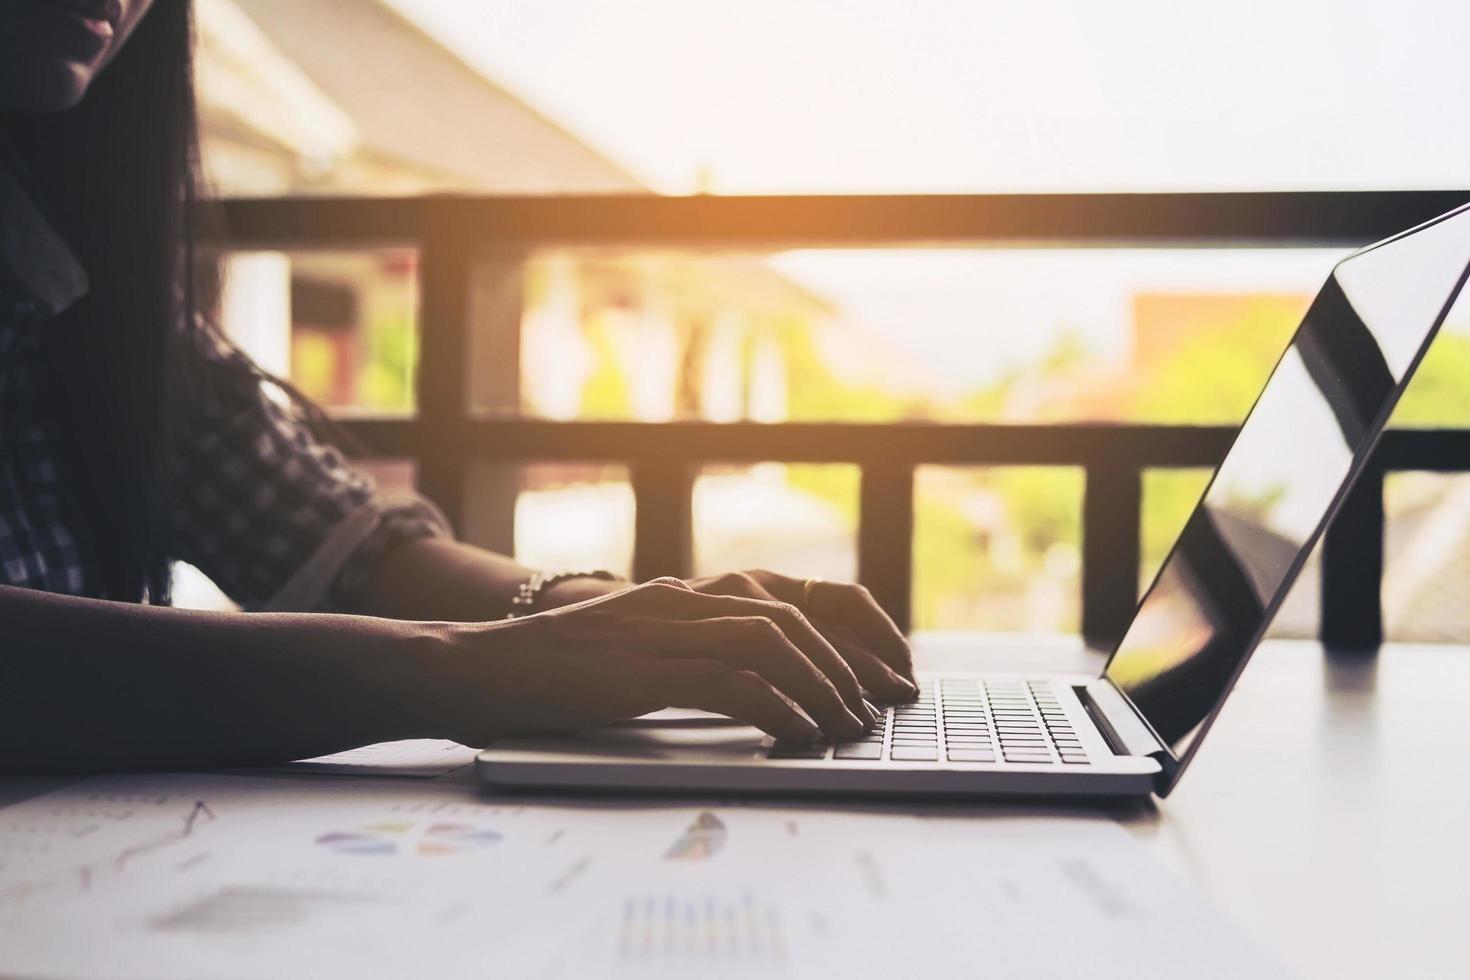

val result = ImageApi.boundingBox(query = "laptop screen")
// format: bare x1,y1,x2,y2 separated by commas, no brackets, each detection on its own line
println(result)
1103,205,1470,785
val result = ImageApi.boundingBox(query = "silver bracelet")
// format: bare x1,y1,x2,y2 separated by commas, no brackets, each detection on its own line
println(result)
504,569,625,619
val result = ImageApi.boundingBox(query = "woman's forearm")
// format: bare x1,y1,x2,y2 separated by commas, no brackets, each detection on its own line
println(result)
0,585,445,773
354,538,618,622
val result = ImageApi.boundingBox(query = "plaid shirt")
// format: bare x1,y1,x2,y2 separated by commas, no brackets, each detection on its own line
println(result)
0,159,448,610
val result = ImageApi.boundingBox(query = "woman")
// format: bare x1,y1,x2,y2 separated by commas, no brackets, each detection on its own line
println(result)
0,0,917,772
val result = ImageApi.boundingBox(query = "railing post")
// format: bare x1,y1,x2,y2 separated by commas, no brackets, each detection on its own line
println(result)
631,462,697,581
1082,462,1142,648
1321,464,1385,649
858,464,914,634
459,249,527,556
414,232,471,529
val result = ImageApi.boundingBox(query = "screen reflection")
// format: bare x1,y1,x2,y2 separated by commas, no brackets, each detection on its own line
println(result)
1105,207,1470,769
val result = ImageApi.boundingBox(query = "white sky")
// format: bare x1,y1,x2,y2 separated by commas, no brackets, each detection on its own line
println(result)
386,0,1470,194
383,0,1469,388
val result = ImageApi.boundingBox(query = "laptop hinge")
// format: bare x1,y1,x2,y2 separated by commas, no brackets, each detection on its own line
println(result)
1078,679,1177,787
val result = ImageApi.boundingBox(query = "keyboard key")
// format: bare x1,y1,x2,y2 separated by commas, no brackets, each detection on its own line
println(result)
834,743,884,760
947,749,996,763
890,747,938,761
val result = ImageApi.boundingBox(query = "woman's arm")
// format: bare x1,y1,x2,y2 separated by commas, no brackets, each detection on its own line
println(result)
0,578,883,775
0,584,439,773
350,537,561,622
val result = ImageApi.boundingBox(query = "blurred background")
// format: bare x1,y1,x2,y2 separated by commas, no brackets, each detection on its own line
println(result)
181,0,1470,642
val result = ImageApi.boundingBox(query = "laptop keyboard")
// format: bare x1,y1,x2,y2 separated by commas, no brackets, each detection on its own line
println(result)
766,677,1090,766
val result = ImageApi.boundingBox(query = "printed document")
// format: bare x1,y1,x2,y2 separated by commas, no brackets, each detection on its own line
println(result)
0,773,1289,979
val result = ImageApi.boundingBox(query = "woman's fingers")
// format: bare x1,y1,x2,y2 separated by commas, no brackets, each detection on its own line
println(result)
616,615,867,738
815,620,917,703
687,572,917,699
636,588,874,726
650,660,823,743
804,580,916,684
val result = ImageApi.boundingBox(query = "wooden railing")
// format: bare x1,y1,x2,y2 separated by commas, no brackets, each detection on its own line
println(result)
213,191,1470,647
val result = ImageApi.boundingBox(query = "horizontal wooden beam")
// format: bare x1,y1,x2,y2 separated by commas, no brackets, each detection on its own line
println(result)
212,191,1470,251
1371,428,1470,471
339,419,1470,472
340,419,1240,467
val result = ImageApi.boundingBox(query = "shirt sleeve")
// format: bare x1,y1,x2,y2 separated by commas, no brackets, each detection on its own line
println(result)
169,332,451,611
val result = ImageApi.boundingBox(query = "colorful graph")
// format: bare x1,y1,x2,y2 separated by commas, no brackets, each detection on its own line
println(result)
616,891,788,974
663,811,728,861
314,821,502,857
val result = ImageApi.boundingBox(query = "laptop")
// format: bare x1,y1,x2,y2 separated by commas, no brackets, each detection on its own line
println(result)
478,202,1470,799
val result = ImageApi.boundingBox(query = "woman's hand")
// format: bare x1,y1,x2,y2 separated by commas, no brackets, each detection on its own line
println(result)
541,568,918,704
428,577,906,746
685,570,917,704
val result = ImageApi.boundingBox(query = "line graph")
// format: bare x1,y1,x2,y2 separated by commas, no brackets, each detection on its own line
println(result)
0,797,222,910
115,800,217,871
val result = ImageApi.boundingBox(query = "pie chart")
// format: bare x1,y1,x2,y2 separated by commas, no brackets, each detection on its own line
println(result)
315,821,503,857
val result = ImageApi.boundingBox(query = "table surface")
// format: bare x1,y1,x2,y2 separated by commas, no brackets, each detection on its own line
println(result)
3,635,1466,980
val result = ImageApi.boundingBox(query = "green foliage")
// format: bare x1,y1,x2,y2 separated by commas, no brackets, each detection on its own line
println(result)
781,319,924,422
1128,332,1280,423
1392,332,1470,426
1141,469,1211,580
785,464,859,522
993,467,1082,553
359,312,415,412
578,316,635,418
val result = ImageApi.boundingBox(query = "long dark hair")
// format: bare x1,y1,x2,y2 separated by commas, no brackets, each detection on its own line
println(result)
3,0,207,603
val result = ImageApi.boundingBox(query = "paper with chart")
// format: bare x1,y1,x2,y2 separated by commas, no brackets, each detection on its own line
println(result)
0,773,688,979
0,774,1289,979
273,738,479,777
540,807,1292,980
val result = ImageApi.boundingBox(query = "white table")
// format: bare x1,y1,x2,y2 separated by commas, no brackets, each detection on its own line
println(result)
3,636,1465,979
915,635,1470,980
